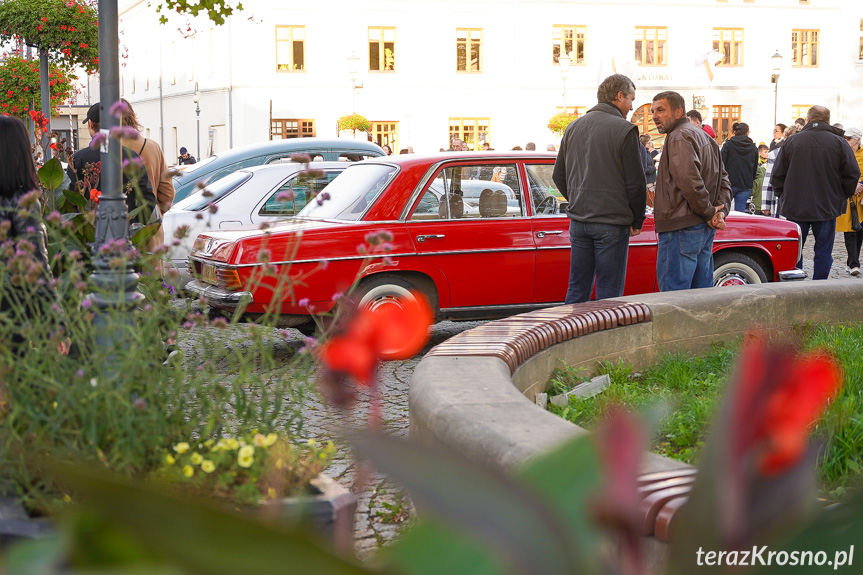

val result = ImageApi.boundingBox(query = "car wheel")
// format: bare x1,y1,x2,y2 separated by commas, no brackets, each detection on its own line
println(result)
713,252,768,287
357,275,421,314
355,275,431,359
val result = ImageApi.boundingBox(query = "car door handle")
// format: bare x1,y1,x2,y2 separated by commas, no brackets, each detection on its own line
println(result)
416,234,445,243
535,230,564,238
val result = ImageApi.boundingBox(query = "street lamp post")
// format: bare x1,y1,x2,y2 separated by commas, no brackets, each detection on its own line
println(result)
193,81,201,161
771,51,783,127
558,52,572,111
347,51,363,114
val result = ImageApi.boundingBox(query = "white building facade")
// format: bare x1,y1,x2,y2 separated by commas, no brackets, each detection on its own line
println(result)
110,0,863,160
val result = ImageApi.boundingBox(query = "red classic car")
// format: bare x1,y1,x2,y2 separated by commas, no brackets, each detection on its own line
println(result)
186,152,803,333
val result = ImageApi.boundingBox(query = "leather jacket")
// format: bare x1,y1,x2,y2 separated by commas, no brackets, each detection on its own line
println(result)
654,119,732,233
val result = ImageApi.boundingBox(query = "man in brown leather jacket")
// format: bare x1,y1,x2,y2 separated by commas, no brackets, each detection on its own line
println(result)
651,91,731,291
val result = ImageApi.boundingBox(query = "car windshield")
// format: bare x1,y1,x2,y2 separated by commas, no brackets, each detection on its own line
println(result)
172,171,251,211
172,154,219,184
297,164,397,221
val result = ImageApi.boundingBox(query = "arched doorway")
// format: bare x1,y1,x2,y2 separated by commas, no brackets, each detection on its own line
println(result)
630,103,663,148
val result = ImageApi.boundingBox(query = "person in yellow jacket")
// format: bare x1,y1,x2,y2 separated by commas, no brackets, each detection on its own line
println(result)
837,127,863,275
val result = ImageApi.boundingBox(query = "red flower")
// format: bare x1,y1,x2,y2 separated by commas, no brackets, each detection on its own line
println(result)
6,90,12,98
317,291,433,386
89,189,101,203
731,336,842,477
756,351,841,474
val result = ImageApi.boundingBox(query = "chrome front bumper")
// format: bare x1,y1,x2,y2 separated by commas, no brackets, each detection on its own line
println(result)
185,280,253,308
779,269,807,281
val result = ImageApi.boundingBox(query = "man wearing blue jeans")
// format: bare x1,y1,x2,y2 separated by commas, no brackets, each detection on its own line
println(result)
651,91,731,291
770,106,860,279
552,74,647,303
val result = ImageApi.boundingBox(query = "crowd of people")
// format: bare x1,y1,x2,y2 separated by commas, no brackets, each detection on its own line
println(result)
552,73,862,303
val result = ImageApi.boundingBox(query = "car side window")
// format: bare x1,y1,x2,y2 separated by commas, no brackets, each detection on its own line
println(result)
338,152,379,161
259,170,342,216
525,163,567,216
409,163,524,221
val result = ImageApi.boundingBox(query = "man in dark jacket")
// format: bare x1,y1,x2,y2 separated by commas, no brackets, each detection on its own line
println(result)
552,74,647,303
720,122,758,212
770,105,861,279
651,91,732,292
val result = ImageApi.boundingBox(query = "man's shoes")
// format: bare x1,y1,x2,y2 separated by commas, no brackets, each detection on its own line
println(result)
852,268,861,276
846,266,853,273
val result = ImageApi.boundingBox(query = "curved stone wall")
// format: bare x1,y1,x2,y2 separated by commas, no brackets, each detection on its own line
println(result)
410,280,863,528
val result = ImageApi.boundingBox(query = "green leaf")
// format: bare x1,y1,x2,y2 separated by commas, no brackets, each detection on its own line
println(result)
62,189,87,209
754,487,863,575
48,461,376,575
384,518,506,575
3,536,65,575
131,223,160,248
517,434,602,570
38,158,65,192
352,432,581,575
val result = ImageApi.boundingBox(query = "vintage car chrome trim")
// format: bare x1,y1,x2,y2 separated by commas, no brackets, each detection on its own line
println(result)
713,237,799,244
185,280,253,308
779,269,807,281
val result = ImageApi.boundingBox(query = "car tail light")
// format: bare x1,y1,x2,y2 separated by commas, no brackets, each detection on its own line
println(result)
216,268,243,291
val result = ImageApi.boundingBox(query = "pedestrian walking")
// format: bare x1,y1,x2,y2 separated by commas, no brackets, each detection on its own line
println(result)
721,122,758,212
552,74,647,303
770,106,860,280
651,91,731,292
836,127,863,275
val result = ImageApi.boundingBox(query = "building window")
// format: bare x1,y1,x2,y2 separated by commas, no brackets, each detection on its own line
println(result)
456,28,482,72
555,106,587,117
712,105,741,143
371,121,399,151
270,119,316,140
552,25,586,65
369,27,395,72
791,105,812,123
791,29,819,67
859,19,863,60
634,27,667,66
449,117,489,150
713,28,743,66
276,26,305,72
631,104,662,147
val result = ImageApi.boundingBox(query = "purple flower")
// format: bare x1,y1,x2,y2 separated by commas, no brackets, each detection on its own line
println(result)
76,369,84,378
298,297,310,307
276,190,295,202
320,258,329,270
331,291,344,302
109,100,130,118
89,132,107,149
290,153,312,164
81,298,92,309
108,125,140,140
207,202,218,214
258,249,271,263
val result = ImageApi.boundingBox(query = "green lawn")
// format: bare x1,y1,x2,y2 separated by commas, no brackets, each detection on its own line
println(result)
549,324,863,498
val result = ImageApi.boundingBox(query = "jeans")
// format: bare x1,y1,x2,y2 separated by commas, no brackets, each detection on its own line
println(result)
657,223,716,292
732,187,751,212
565,220,630,304
845,230,863,269
791,220,835,280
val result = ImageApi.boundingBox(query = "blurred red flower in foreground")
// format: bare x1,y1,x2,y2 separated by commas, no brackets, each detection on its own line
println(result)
318,291,433,388
731,336,842,477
